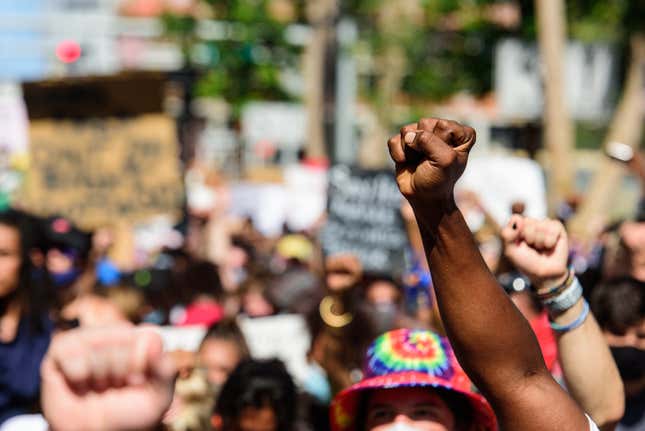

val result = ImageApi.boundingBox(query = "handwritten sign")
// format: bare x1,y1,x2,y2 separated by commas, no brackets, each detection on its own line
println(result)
19,115,183,229
321,165,408,276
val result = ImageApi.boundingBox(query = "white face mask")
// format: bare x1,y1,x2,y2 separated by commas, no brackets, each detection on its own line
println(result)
382,423,424,431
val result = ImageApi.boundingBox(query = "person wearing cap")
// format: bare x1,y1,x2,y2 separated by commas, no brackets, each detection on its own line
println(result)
384,118,602,430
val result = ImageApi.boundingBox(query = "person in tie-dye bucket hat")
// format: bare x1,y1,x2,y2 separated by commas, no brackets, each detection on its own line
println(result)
330,328,496,431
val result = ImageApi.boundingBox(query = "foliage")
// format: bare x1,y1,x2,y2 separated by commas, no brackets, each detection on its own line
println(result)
163,0,302,117
162,0,637,116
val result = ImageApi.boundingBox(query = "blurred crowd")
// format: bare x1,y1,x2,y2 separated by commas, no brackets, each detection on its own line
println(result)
0,130,644,431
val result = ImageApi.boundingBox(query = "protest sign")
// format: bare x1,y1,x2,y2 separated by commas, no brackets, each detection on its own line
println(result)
495,38,617,121
284,163,327,232
456,156,547,226
156,325,207,352
229,182,288,237
0,83,29,208
321,165,408,276
19,114,183,230
237,314,311,386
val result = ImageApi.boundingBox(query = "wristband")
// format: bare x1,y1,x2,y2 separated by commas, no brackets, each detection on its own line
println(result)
550,300,590,332
536,266,574,299
541,276,583,312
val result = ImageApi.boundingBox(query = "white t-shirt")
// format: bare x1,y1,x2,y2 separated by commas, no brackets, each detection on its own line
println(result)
0,414,47,431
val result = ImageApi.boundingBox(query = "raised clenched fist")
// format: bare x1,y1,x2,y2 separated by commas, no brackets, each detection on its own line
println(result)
387,118,476,207
501,215,569,289
41,326,176,431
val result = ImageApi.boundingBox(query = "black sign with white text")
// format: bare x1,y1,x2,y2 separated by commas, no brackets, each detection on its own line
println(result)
322,165,408,276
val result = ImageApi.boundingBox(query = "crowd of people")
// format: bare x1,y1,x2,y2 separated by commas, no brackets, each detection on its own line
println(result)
0,117,643,431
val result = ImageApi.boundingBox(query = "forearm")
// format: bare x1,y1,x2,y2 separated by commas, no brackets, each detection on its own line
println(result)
552,299,624,429
415,202,547,394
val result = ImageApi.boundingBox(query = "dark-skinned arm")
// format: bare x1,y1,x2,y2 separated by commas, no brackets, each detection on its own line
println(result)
388,118,590,430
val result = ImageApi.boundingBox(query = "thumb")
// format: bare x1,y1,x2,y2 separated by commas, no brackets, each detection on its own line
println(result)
501,215,524,246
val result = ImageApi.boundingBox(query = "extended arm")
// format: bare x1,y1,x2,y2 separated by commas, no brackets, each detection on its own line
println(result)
388,118,589,430
502,215,624,430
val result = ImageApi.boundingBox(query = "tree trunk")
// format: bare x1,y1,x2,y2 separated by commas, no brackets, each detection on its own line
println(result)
535,0,575,211
568,35,645,242
303,0,337,160
358,0,421,169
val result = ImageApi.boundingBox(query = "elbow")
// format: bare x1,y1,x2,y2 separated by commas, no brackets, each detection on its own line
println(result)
592,381,625,430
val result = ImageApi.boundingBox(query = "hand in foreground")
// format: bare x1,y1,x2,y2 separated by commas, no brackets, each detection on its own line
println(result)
41,326,176,431
501,215,569,288
325,253,363,292
387,118,476,207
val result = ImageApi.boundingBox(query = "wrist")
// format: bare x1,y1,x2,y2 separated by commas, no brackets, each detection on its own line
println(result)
532,269,569,295
409,196,458,230
536,272,583,314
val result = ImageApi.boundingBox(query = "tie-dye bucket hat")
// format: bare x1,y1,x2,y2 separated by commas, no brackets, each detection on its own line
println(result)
330,328,497,431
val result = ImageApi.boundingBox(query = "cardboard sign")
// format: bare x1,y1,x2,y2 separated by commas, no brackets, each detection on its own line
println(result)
22,73,165,119
19,115,183,229
321,165,408,276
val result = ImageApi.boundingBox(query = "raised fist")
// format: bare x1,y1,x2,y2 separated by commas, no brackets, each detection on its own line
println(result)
41,326,176,431
501,215,569,289
387,118,476,206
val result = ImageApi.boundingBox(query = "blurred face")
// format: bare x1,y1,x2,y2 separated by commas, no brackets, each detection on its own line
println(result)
604,318,645,350
235,405,276,431
605,319,645,396
366,281,400,305
46,248,75,274
0,224,21,298
199,338,243,385
242,290,274,317
366,387,457,431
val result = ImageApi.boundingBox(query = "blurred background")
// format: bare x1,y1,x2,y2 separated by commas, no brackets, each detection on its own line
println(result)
1,1,643,222
0,1,643,431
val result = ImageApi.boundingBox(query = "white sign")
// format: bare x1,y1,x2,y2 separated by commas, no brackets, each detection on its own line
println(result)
0,83,28,154
495,38,618,121
156,325,207,352
237,314,311,386
456,156,547,226
0,83,29,205
229,182,288,237
241,102,307,150
283,163,327,231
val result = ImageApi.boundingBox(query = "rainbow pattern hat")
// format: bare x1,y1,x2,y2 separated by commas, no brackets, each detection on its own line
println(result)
330,329,497,431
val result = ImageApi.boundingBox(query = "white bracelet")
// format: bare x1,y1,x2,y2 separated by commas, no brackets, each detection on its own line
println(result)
542,276,583,312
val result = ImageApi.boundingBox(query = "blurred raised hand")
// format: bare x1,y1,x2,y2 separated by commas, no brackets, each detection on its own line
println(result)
41,326,176,431
501,215,569,288
324,253,363,293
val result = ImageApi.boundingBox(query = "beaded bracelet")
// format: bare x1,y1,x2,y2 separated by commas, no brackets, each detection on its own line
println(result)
550,300,590,332
536,266,575,300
